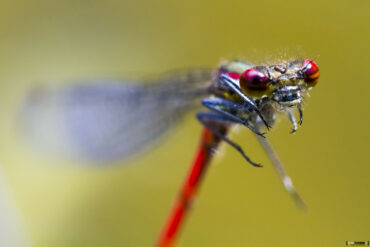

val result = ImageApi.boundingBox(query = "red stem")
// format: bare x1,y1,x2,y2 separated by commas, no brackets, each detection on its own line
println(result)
156,127,226,247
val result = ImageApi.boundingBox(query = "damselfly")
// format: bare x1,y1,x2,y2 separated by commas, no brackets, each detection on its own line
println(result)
19,59,320,247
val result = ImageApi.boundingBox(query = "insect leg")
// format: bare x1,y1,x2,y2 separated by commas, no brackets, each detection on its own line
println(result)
298,105,303,125
197,112,262,167
288,111,298,133
255,130,307,210
201,97,265,137
218,74,270,129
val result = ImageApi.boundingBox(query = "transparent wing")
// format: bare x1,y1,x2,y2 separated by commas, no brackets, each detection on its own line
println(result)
18,70,212,163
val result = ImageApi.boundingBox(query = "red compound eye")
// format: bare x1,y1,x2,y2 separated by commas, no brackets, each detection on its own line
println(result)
302,59,319,85
240,68,270,91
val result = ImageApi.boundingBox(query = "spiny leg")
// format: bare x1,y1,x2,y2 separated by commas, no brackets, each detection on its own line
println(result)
201,97,265,137
197,112,262,167
218,74,271,129
255,130,307,210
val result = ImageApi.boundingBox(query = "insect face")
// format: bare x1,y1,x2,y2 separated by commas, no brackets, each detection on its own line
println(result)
237,60,319,108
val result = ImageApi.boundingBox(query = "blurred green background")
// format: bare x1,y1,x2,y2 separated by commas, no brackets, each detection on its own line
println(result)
0,0,369,246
